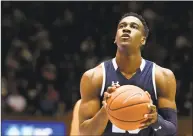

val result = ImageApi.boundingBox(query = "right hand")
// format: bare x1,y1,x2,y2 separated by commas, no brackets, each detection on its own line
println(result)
102,84,120,108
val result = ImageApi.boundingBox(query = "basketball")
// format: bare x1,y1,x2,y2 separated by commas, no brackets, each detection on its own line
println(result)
106,85,151,130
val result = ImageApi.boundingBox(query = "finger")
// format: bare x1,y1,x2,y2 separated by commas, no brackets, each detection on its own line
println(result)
145,91,153,104
145,91,151,99
104,92,111,100
107,86,117,93
139,119,153,129
140,113,158,128
139,124,148,129
140,118,152,124
114,84,120,88
139,125,148,130
104,92,111,97
148,104,156,113
139,122,149,129
102,101,107,108
144,113,157,119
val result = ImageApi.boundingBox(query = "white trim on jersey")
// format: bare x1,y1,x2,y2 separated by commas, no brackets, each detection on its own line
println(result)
100,63,106,97
112,124,142,134
112,125,125,133
112,58,146,72
152,63,157,100
112,58,118,70
140,59,146,71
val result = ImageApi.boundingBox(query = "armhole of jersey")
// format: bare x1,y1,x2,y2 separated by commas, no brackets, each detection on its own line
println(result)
100,62,106,97
152,63,157,100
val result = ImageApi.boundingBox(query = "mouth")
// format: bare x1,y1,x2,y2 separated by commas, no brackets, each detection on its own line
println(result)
121,33,130,39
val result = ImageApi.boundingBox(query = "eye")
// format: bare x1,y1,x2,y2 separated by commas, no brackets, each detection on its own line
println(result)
119,24,124,29
131,24,138,29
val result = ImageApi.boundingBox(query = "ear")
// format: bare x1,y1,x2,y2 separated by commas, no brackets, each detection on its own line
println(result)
141,36,146,46
114,35,117,44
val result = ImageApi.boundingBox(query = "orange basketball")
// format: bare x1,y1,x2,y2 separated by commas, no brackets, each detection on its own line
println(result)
106,85,151,130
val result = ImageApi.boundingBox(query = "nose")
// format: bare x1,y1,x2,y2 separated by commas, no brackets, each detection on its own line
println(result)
122,28,131,34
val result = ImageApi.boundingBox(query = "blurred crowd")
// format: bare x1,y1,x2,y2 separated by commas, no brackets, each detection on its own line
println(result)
1,2,193,117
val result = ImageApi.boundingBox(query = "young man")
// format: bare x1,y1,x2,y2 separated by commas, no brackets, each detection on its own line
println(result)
78,12,177,136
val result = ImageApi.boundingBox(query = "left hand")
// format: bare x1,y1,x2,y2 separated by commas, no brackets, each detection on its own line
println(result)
139,91,158,129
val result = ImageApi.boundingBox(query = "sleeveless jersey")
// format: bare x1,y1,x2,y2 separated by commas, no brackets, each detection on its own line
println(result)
100,58,158,136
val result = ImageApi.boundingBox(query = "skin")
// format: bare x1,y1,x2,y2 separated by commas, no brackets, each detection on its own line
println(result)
70,99,81,136
78,15,177,135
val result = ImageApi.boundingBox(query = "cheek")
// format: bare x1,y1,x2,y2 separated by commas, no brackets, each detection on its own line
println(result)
132,32,142,41
116,30,122,40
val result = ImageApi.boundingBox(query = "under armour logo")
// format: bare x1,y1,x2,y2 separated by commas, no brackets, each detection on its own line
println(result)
154,126,162,131
112,81,120,86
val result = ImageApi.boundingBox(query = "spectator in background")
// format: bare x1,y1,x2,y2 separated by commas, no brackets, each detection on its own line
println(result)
6,89,27,114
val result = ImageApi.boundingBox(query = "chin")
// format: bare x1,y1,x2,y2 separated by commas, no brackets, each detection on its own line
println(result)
118,42,130,48
117,44,128,52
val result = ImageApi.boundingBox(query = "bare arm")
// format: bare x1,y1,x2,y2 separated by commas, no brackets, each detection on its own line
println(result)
140,65,177,136
70,100,81,136
151,65,177,135
79,66,109,135
155,65,177,110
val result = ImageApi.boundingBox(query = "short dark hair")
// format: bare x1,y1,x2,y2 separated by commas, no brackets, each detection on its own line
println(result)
119,12,149,38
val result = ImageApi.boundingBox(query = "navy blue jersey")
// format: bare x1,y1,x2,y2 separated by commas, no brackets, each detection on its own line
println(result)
100,58,158,136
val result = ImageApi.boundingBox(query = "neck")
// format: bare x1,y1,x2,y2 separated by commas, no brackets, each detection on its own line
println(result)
115,49,142,74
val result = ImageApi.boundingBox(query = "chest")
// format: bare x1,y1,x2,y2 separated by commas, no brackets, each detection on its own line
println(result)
102,63,157,105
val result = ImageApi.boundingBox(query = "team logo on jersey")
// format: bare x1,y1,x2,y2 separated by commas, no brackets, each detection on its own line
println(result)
154,126,162,131
111,81,120,86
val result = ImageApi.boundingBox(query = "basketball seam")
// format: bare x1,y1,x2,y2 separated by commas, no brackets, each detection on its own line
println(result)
107,108,147,122
109,90,131,108
109,102,150,111
109,90,149,111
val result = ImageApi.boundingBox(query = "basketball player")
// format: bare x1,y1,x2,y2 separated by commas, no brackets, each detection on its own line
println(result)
78,12,177,136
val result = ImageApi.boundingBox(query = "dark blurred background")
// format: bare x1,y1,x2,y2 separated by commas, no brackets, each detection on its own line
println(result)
1,1,192,124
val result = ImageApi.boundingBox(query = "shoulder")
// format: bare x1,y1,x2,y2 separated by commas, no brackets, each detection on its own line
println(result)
81,64,103,86
80,64,103,99
155,64,176,82
82,63,103,81
154,64,176,98
145,59,175,78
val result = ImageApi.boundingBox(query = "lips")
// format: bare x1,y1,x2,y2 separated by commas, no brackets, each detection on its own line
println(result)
121,33,130,38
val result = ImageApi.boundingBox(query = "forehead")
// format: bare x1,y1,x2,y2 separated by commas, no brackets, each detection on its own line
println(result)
119,16,144,27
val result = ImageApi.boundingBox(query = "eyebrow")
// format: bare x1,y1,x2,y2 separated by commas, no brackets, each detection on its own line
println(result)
119,22,140,28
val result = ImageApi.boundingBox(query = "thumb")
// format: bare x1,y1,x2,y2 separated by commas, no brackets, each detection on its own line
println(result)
145,91,151,99
145,91,153,104
102,101,107,108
